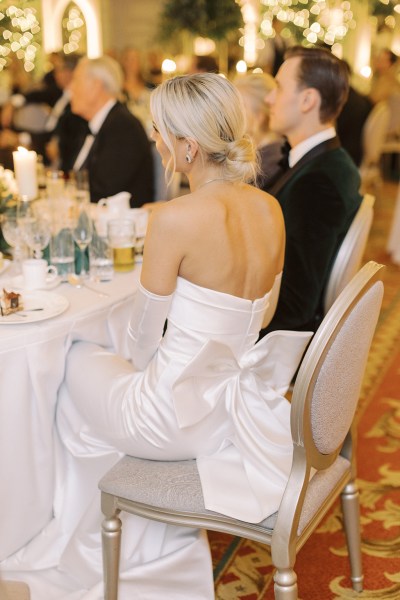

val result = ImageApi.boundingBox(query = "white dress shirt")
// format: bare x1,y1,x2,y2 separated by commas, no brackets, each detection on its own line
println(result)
289,126,336,168
45,90,71,132
73,99,117,171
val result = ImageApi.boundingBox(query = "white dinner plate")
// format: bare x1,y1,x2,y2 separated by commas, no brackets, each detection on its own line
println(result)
0,291,69,324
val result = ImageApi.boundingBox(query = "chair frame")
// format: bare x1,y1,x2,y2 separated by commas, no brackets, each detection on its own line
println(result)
0,580,30,599
323,194,375,314
100,261,384,600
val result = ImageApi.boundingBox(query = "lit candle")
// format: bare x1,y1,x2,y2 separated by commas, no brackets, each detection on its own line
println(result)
12,146,38,200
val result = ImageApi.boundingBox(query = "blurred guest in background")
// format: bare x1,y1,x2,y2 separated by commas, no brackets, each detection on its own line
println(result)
189,55,219,74
235,72,285,190
369,48,400,105
42,52,65,88
259,46,362,336
44,54,89,172
70,56,154,206
0,54,85,168
146,49,163,87
121,46,152,135
257,17,293,76
0,56,63,132
336,60,373,167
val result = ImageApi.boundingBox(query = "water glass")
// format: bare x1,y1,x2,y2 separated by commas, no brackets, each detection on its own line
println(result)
68,169,90,204
107,219,136,272
50,228,75,281
89,228,113,282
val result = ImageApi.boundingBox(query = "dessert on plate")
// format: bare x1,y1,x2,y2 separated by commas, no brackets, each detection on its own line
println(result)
0,288,23,316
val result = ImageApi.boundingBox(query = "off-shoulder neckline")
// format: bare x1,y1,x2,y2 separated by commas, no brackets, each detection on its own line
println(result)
176,273,282,304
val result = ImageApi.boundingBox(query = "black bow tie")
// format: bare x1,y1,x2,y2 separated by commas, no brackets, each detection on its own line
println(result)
83,122,95,137
278,140,291,171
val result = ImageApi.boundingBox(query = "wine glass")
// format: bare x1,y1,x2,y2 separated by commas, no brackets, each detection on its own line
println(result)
72,205,93,279
0,205,28,274
22,212,51,259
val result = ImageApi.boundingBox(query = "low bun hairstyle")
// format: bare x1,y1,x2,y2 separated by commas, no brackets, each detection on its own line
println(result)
150,73,257,184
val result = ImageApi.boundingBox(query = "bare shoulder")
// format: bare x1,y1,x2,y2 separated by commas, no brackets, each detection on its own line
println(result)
147,195,191,231
144,194,204,254
239,183,284,224
248,183,282,211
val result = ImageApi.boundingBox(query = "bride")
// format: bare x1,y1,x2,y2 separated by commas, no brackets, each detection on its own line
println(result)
1,73,311,599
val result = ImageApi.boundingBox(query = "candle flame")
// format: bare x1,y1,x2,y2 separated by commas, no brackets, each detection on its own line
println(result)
17,146,29,154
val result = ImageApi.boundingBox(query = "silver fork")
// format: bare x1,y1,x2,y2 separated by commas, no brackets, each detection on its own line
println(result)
67,274,110,298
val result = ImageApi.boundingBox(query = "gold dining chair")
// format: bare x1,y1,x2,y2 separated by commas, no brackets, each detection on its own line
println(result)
323,193,375,314
0,580,30,600
99,260,384,600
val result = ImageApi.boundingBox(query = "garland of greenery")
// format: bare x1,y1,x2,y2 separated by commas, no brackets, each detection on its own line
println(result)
159,0,243,42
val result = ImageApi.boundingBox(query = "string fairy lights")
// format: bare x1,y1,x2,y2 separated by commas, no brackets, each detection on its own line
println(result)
260,0,356,48
62,4,85,55
0,1,40,72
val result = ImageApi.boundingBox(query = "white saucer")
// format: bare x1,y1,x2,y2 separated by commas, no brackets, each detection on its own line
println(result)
10,275,61,291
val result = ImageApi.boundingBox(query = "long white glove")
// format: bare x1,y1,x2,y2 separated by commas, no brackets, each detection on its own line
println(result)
127,283,173,371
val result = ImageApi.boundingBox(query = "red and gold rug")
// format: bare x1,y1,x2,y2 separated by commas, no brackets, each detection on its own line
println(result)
209,180,400,600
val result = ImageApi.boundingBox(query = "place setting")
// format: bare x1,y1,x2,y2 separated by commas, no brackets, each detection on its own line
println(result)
0,286,69,324
0,171,148,324
0,141,152,330
0,253,68,324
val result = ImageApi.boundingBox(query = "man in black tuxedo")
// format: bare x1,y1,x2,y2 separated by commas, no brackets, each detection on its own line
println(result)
259,46,362,336
69,56,154,206
336,61,372,167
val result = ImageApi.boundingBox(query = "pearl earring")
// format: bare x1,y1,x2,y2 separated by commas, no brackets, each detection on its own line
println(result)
185,154,192,164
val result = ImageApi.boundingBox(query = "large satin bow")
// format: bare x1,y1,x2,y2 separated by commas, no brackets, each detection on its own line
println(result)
172,330,313,522
173,329,312,429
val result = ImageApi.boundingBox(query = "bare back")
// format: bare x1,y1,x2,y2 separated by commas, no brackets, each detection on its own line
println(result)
141,181,285,302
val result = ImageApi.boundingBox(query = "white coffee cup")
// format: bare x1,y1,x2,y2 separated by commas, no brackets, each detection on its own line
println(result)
22,259,58,290
98,192,131,214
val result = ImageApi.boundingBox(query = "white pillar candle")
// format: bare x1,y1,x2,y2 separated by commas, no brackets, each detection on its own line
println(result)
12,146,38,200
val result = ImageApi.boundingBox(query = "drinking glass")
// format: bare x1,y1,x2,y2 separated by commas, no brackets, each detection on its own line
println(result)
50,228,75,281
68,169,90,204
107,219,136,272
89,227,113,282
72,204,93,279
0,203,28,274
23,213,51,259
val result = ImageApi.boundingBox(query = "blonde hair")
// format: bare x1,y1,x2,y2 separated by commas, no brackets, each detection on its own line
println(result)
234,73,276,135
150,73,257,184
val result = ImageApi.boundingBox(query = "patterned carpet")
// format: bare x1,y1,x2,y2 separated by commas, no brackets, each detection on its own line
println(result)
209,179,400,600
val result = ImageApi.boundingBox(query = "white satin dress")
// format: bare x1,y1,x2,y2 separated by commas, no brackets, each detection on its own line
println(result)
0,275,311,600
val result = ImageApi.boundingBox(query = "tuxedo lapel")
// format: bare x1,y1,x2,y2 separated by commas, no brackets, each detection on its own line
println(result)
79,104,118,171
80,133,98,171
269,136,341,197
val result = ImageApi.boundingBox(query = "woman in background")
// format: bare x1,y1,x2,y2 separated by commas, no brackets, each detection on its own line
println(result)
235,72,286,191
121,46,152,135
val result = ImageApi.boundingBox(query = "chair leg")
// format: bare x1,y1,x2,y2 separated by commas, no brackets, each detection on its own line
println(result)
273,568,298,599
341,480,364,592
101,494,122,600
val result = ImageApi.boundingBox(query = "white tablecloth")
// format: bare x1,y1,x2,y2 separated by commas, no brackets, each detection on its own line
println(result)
0,266,140,560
